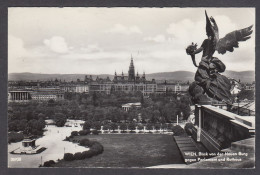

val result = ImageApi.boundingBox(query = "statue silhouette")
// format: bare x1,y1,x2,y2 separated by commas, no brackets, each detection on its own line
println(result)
187,11,253,104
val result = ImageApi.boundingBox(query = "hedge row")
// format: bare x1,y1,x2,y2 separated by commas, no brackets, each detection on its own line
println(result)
42,160,55,167
64,139,104,161
69,129,99,138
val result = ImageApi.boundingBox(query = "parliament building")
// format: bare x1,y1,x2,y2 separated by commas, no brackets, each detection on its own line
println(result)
84,56,159,95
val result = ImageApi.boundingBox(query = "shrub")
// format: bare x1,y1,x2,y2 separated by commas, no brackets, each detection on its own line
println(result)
64,153,74,161
64,136,70,141
79,139,93,147
70,131,79,137
43,160,55,167
92,129,99,135
74,152,85,160
91,142,104,155
172,125,187,136
82,150,94,158
184,123,194,136
79,130,90,136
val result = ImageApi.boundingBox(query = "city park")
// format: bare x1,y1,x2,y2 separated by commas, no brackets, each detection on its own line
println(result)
8,90,194,167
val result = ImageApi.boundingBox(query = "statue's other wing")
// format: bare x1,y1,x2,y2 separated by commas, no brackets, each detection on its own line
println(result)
216,25,253,54
205,11,219,41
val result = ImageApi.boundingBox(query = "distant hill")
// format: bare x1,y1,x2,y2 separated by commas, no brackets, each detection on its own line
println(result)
8,73,114,82
223,70,255,83
146,71,195,82
8,70,254,83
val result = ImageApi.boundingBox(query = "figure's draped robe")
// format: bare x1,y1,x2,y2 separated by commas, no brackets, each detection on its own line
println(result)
195,39,232,103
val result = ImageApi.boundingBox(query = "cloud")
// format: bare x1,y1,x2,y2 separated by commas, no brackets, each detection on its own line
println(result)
80,44,103,53
43,36,69,53
166,15,238,45
8,35,28,59
144,34,166,43
167,19,205,44
106,24,142,35
8,8,255,74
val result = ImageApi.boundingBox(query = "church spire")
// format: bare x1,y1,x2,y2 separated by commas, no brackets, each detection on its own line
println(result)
130,54,134,67
128,54,135,81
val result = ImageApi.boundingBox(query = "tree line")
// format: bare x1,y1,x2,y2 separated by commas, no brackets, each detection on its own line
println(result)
8,91,191,135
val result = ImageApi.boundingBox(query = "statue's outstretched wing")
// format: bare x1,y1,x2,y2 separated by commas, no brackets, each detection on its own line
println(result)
216,25,253,54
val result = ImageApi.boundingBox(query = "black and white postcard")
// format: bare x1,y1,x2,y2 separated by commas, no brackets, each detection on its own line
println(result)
7,7,255,168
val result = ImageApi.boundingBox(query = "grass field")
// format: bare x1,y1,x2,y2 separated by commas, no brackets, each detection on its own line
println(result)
54,134,184,168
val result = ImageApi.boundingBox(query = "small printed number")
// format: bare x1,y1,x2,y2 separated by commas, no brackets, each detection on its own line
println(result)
11,157,21,162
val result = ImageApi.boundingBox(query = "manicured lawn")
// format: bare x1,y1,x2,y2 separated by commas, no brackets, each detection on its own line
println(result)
54,134,184,168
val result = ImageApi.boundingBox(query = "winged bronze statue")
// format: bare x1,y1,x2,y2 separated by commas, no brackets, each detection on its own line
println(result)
187,11,253,104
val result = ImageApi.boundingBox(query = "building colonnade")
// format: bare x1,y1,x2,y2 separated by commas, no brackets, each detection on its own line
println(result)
9,91,30,101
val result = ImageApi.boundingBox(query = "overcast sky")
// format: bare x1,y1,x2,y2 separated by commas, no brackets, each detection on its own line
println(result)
8,8,255,74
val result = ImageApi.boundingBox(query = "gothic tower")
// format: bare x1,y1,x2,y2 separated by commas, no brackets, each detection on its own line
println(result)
128,55,135,82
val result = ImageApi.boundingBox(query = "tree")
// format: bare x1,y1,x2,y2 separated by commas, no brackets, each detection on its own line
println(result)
26,111,34,121
128,122,136,131
48,99,55,106
140,95,144,106
17,119,27,132
102,124,110,131
110,123,118,132
146,123,153,132
120,123,127,132
83,121,93,130
154,123,161,131
141,108,152,123
38,113,45,120
162,123,168,132
36,118,45,130
238,89,254,100
150,110,160,123
162,102,178,123
92,92,98,106
54,113,67,127
137,124,144,130
92,121,101,130
184,123,194,136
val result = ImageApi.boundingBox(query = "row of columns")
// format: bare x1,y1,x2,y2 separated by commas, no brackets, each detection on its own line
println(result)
122,107,130,111
10,92,29,101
